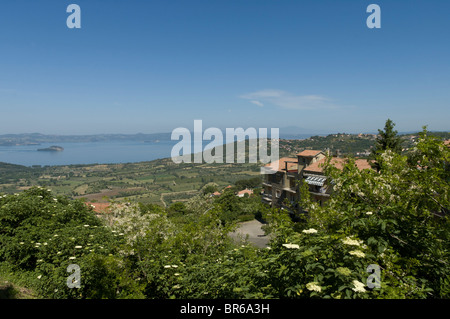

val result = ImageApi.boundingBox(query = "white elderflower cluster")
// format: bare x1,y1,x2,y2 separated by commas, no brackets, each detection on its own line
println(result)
352,280,367,293
164,265,179,269
348,250,365,258
306,282,322,292
380,150,394,163
302,228,318,234
282,243,300,249
336,267,352,276
342,237,363,246
104,202,174,247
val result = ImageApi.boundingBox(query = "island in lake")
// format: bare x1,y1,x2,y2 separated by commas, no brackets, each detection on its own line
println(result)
37,146,64,152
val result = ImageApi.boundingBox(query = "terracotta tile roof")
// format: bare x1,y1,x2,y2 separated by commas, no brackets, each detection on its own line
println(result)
86,202,111,214
444,139,450,147
303,158,328,173
296,150,323,157
237,189,253,196
264,157,298,172
304,157,372,173
354,159,373,170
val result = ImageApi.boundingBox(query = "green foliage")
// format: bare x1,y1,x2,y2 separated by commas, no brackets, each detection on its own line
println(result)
235,177,262,191
201,183,219,195
373,119,403,154
167,202,188,217
0,187,132,298
213,189,266,225
370,119,403,171
215,189,243,225
299,128,450,298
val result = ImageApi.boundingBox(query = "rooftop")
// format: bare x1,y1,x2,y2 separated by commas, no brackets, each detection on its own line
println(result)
304,157,372,173
86,202,111,214
264,157,298,172
296,150,323,157
237,189,254,196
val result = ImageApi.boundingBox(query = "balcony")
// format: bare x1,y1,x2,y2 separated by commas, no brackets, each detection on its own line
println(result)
282,186,297,193
261,193,273,203
286,171,299,178
309,191,330,197
309,186,330,197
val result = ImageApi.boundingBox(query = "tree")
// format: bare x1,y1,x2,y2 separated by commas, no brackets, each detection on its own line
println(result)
202,183,218,195
235,177,261,190
372,119,402,154
370,119,403,170
215,189,241,225
167,202,188,217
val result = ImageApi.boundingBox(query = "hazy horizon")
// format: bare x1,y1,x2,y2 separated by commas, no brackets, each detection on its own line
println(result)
1,126,448,138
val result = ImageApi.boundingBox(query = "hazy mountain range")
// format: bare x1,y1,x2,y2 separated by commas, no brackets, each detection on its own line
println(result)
0,127,323,145
0,126,446,146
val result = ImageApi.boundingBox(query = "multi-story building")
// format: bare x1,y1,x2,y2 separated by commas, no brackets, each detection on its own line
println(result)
261,157,299,209
261,150,371,210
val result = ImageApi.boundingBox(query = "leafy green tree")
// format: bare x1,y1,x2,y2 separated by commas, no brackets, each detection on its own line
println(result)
202,183,218,195
215,189,241,225
235,177,261,190
167,202,188,217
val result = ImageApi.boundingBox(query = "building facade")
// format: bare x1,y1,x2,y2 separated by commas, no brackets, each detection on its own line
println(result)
261,150,371,210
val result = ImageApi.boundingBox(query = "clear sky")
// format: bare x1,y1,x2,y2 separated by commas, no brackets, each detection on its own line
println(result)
0,0,449,135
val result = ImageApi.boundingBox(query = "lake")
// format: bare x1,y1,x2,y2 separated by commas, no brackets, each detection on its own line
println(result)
0,140,180,167
0,133,313,167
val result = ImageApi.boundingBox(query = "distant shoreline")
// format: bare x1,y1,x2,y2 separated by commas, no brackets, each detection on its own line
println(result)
1,131,449,167
0,133,173,146
1,129,448,146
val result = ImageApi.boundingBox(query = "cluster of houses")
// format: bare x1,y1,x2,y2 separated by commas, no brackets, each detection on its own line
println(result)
261,149,371,211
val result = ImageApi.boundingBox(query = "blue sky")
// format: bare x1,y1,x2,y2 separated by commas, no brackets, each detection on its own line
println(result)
0,0,449,135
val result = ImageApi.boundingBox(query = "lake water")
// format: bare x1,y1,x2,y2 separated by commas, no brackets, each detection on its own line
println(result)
0,140,180,167
0,133,313,167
